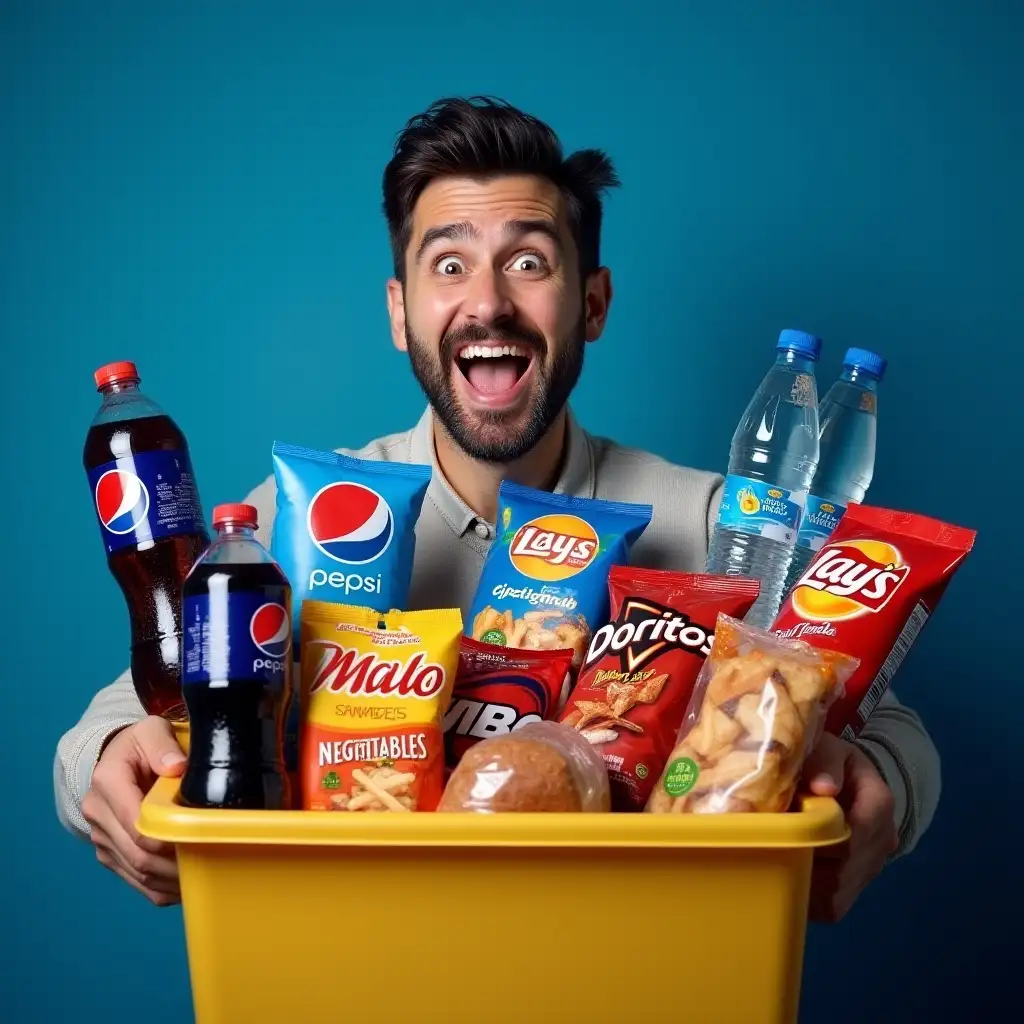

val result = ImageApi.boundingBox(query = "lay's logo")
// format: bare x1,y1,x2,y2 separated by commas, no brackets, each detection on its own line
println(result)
791,539,910,621
509,514,598,582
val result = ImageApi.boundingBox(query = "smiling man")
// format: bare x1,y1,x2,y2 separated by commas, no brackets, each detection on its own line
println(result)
55,97,939,924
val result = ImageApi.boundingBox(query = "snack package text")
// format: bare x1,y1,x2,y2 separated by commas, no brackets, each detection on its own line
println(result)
300,601,460,812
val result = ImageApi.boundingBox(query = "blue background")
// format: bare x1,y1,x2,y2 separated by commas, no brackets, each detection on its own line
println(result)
2,1,1019,1020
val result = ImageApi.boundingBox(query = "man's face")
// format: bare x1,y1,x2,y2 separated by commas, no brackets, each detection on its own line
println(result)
387,175,607,462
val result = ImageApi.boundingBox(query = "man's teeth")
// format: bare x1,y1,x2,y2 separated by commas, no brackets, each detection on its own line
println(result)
460,344,528,359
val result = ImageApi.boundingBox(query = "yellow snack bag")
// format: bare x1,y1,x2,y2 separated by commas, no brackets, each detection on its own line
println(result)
299,601,462,812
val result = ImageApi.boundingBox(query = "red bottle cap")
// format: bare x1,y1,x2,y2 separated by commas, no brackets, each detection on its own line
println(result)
94,361,140,389
212,503,259,528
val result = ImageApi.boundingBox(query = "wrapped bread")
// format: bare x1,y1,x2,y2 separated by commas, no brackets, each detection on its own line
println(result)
438,722,610,813
646,614,859,814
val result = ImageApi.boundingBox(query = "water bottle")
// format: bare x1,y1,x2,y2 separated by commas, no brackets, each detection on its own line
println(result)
782,347,886,594
706,329,821,627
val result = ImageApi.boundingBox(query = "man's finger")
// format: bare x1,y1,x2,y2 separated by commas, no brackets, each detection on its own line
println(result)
89,797,180,890
96,846,180,906
802,733,852,797
130,716,187,778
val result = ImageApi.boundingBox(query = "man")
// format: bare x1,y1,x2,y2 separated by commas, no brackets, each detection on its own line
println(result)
55,97,937,922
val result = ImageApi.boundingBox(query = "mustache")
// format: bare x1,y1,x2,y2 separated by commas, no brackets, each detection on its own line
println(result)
441,322,547,364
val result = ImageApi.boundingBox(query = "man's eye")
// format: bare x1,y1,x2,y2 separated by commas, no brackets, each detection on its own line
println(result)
435,256,466,276
511,253,545,272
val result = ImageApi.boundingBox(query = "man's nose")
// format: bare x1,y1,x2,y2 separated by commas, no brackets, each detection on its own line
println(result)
463,265,515,324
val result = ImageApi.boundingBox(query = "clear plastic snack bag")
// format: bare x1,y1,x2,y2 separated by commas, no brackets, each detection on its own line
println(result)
646,614,859,814
438,721,611,813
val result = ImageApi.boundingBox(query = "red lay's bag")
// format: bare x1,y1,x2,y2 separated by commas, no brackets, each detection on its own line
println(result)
557,567,760,811
772,503,976,738
444,638,574,768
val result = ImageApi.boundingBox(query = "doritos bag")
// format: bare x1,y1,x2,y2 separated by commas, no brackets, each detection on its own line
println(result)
559,568,760,811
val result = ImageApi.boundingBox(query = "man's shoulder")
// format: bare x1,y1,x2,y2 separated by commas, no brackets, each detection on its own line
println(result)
589,433,723,501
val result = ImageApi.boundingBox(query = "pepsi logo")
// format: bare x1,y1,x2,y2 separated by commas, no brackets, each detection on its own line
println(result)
95,469,150,535
307,482,394,565
250,603,291,658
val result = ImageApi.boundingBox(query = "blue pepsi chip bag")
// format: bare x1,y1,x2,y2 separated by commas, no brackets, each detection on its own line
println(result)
270,442,431,772
467,481,653,668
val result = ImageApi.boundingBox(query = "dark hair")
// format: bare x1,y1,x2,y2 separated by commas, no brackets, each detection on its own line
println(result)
382,96,619,281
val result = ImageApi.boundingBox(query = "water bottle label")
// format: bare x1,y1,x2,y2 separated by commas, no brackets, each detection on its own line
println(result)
182,592,291,688
717,474,806,543
89,449,203,554
796,495,848,552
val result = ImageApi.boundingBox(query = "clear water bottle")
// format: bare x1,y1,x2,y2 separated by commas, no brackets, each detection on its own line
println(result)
706,329,821,627
782,347,886,595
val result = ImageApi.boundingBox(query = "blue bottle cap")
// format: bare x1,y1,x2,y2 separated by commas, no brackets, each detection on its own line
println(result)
776,329,822,361
843,347,887,380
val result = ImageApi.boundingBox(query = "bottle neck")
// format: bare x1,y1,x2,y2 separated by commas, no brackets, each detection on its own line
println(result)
840,366,880,391
216,524,256,538
775,349,817,373
100,379,141,396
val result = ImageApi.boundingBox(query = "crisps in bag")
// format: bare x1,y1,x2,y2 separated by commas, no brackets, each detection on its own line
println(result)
772,503,976,738
444,638,574,769
558,568,760,811
646,614,859,814
467,481,653,667
300,601,461,812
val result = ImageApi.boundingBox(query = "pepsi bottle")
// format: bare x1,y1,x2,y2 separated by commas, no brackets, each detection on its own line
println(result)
85,361,209,720
179,504,292,810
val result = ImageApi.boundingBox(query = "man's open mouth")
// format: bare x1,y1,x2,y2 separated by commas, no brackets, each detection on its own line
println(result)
455,342,534,397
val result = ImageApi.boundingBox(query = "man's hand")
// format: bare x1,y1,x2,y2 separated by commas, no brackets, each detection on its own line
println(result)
802,731,899,923
81,715,186,907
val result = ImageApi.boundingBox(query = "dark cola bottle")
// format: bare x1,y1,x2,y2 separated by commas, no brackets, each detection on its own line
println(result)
85,362,209,720
179,504,292,810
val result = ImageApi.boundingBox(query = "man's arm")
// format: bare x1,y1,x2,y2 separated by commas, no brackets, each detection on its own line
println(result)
54,669,144,840
852,687,940,857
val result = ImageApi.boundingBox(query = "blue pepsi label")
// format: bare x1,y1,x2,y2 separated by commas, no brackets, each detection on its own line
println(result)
716,474,806,543
796,495,848,552
182,591,291,689
88,449,203,554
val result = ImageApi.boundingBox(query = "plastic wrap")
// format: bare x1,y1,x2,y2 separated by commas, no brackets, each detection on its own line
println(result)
646,614,859,814
438,721,611,813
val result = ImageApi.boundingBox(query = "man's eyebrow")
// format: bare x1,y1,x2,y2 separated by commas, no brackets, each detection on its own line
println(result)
414,221,480,263
503,219,563,252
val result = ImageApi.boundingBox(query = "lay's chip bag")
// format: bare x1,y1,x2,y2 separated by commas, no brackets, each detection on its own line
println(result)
270,442,431,771
467,481,653,669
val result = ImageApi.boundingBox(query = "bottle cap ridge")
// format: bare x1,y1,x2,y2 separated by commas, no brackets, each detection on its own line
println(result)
776,329,822,361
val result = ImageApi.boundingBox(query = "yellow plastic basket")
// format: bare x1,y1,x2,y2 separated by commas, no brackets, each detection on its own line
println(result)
139,745,847,1024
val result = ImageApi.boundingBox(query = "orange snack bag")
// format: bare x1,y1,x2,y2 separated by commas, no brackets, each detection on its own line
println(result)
299,601,461,812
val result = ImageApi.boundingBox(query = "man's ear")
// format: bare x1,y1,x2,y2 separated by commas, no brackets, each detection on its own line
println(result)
583,267,613,343
386,278,407,352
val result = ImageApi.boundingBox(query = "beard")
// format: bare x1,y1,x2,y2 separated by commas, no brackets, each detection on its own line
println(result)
405,315,586,463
